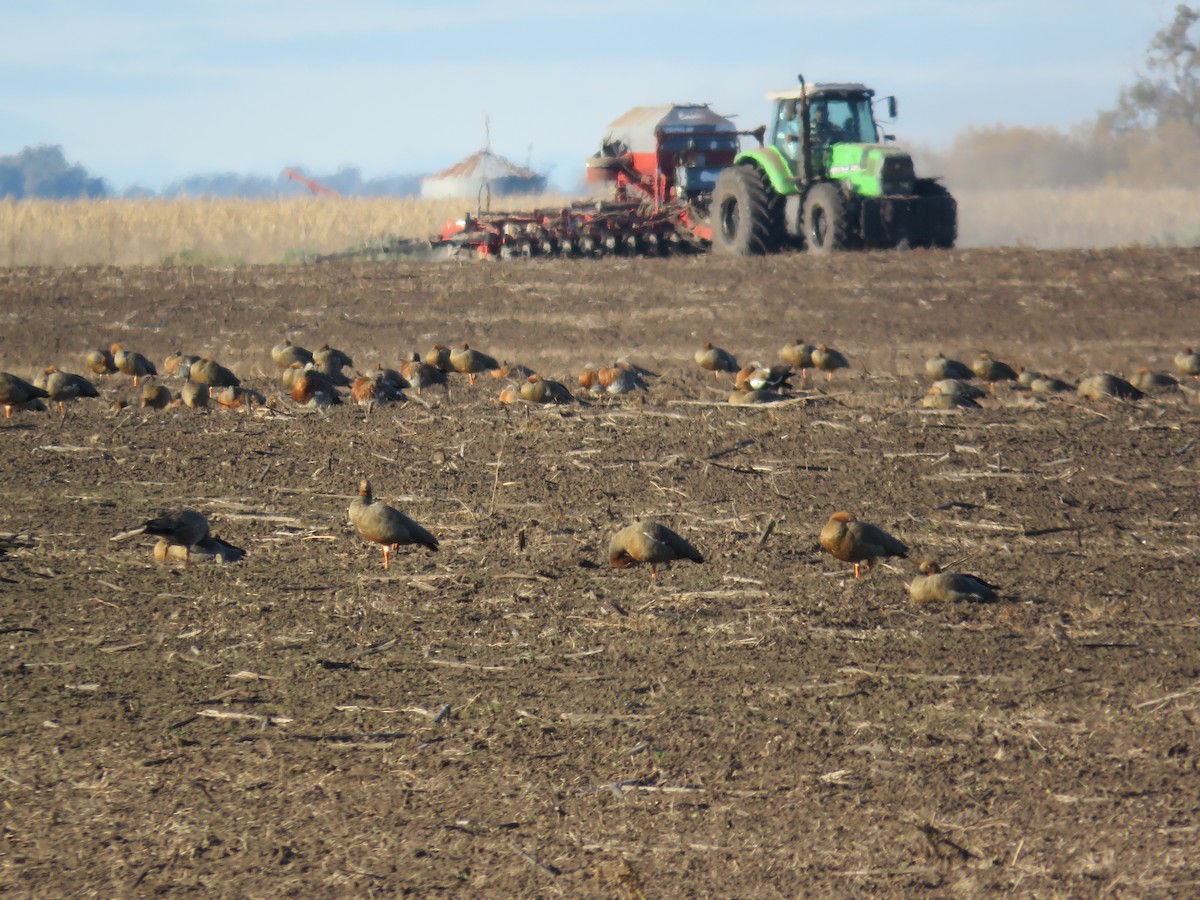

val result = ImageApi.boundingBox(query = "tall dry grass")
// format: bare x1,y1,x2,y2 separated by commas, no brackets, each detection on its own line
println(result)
1,188,1197,266
954,187,1200,249
0,194,573,267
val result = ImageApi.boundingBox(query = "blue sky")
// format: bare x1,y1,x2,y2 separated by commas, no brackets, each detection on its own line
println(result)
1,1,1178,191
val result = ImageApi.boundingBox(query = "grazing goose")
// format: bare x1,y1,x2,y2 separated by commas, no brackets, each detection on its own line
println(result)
970,352,1017,393
271,339,314,370
608,520,704,579
40,367,99,414
819,511,908,579
520,374,576,405
909,559,999,605
925,352,974,382
1076,373,1143,401
348,479,439,569
0,372,50,418
450,343,500,385
812,344,850,382
140,509,209,561
780,338,816,378
111,344,157,386
694,342,738,378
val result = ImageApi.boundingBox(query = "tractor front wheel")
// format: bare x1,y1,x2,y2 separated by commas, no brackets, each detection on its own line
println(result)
711,166,783,256
803,182,850,254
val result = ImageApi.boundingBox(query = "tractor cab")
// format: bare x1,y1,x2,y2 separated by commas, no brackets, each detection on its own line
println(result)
766,83,890,179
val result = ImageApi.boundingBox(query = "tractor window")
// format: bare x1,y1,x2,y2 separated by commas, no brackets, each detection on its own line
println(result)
820,97,879,144
772,99,801,161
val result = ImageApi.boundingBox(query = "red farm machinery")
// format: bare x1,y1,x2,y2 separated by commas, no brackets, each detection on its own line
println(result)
435,104,763,259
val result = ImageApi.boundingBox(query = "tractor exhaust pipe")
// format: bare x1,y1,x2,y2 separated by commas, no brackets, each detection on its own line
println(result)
798,73,812,185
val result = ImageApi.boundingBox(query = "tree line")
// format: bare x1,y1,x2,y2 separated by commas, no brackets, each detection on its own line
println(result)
929,4,1200,189
3,5,1198,199
0,149,424,201
0,145,107,200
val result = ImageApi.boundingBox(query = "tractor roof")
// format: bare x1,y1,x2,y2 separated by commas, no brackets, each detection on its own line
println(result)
766,82,873,101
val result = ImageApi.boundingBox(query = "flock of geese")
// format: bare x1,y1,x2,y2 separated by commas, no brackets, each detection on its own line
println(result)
2,335,1196,417
699,338,1200,408
5,333,1197,606
121,491,995,607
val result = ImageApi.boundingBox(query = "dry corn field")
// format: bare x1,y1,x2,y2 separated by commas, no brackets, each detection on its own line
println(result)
0,194,572,267
1,188,1198,267
3,247,1200,896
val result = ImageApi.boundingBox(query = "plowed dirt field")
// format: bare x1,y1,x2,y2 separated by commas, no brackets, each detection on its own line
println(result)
3,248,1200,896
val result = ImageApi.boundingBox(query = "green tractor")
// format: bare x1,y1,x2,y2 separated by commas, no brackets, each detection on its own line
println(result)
710,76,956,255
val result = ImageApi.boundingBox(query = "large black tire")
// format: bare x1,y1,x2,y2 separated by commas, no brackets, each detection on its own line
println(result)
912,180,957,249
803,182,851,254
710,166,784,256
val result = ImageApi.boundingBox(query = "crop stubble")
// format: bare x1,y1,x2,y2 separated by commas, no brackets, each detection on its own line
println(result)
2,248,1200,896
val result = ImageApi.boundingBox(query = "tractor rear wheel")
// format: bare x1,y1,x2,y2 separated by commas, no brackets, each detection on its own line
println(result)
711,166,783,256
803,182,850,254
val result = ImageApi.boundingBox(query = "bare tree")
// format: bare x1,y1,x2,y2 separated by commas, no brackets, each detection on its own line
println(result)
1102,4,1200,133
